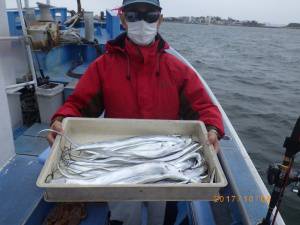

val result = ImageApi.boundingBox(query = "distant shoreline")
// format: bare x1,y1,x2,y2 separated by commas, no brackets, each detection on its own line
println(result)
163,21,300,30
163,17,300,30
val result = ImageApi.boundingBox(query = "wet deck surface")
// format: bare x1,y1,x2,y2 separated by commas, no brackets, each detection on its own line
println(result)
0,155,43,225
14,123,49,156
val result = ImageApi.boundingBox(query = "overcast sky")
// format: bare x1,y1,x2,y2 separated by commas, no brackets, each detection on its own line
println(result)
6,0,300,25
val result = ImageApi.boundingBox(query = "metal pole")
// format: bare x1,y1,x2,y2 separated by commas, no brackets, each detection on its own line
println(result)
24,0,29,8
0,36,23,41
84,11,94,42
16,0,38,87
77,0,82,13
6,81,35,90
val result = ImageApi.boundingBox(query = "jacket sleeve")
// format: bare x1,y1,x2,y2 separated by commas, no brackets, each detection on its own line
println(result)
179,65,225,137
51,61,104,123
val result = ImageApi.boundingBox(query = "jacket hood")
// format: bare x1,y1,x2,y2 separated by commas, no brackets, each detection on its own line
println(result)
105,32,170,54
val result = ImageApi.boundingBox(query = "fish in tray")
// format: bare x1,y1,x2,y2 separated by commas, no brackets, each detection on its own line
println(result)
41,132,208,185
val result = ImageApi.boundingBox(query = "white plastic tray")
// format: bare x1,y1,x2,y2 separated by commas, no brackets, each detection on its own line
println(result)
37,118,227,202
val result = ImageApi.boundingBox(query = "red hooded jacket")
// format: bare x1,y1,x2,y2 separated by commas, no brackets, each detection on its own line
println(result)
52,33,224,137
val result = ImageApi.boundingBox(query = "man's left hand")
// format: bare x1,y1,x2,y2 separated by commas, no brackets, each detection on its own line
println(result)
208,130,220,153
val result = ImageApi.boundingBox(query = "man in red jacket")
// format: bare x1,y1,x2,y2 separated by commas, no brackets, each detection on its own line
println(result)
47,1,224,150
47,1,224,224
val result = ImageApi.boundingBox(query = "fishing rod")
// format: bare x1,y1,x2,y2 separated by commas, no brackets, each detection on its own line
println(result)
258,117,300,225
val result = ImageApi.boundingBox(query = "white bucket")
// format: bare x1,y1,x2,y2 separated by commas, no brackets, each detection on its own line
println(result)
36,83,64,124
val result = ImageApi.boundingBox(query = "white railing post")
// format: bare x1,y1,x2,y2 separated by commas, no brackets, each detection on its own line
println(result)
0,0,15,169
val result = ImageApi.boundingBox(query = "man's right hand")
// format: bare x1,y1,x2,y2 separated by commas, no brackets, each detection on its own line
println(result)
47,120,63,146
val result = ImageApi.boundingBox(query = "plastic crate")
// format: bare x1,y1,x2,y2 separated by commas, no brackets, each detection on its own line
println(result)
37,118,228,202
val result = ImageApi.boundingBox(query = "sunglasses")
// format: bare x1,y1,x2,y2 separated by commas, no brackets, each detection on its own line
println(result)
124,11,161,23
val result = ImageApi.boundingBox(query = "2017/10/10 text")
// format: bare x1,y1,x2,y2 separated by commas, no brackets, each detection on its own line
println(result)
212,195,271,204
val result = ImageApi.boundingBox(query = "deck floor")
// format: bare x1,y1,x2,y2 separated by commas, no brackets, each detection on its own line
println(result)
1,122,275,225
0,155,44,225
14,123,49,156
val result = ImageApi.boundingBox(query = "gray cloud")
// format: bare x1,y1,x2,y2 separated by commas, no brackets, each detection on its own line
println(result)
6,0,300,24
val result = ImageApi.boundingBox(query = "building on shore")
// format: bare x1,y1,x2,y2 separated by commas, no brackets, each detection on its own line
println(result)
164,16,266,28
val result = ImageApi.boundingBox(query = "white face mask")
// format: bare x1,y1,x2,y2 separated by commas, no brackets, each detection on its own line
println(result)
127,20,158,46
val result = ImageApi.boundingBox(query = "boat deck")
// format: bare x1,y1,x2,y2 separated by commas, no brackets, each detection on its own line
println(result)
0,121,278,225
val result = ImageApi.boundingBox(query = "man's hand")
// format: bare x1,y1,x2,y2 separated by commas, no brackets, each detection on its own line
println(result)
208,130,220,153
47,120,63,146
